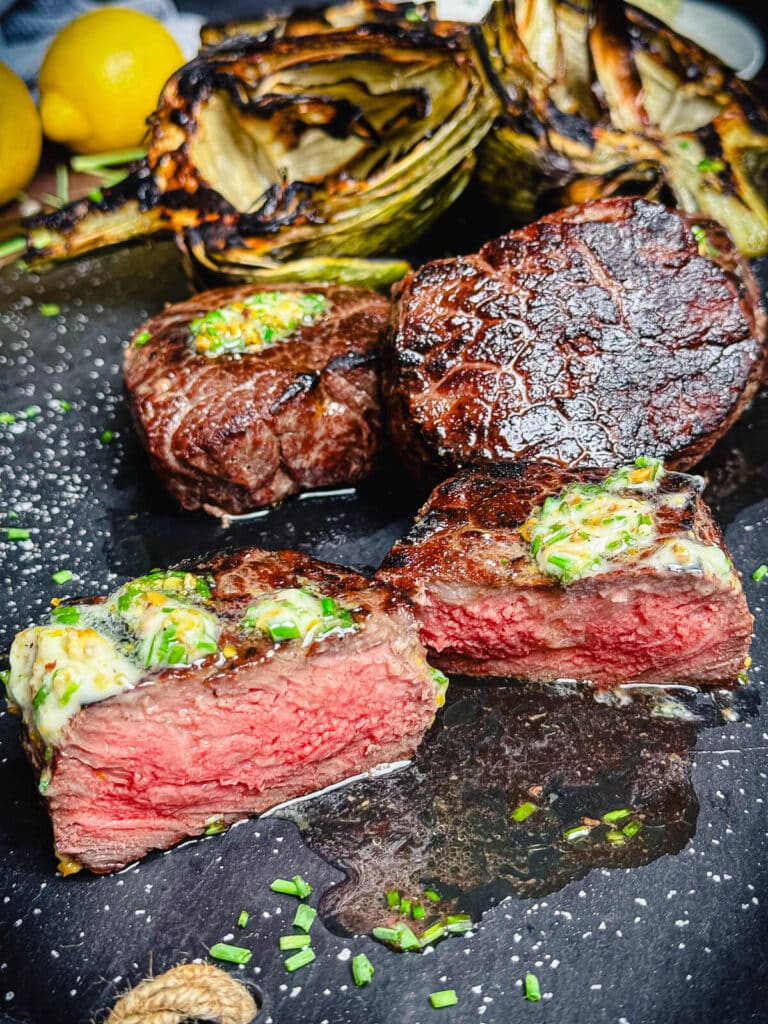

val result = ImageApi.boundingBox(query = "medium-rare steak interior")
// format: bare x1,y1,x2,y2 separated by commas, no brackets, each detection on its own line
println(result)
124,283,389,516
6,549,445,874
378,459,753,686
385,197,767,480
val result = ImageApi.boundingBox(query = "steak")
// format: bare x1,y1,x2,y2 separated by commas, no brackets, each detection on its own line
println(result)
385,197,767,480
377,461,753,686
124,284,389,516
7,548,443,873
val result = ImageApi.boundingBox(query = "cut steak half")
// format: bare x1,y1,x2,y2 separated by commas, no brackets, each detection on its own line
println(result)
7,549,443,873
124,284,389,516
385,197,767,479
377,461,753,686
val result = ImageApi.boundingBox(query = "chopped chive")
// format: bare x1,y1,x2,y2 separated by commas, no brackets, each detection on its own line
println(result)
752,564,767,582
292,874,313,899
606,829,626,845
386,889,400,908
22,405,40,419
0,669,10,689
5,527,30,541
420,922,447,946
279,933,311,950
56,399,71,411
394,923,421,950
133,330,151,347
424,888,440,902
203,820,226,835
372,926,400,943
209,942,252,965
564,825,591,841
0,237,26,259
601,808,632,824
445,913,472,934
548,554,572,570
52,605,80,625
285,948,315,972
51,569,73,585
39,303,60,317
530,535,542,557
622,819,643,838
399,898,412,916
524,973,541,1002
8,510,18,518
87,188,104,203
430,990,458,1009
32,685,49,708
271,878,300,896
352,952,374,986
57,681,79,706
293,903,316,933
697,157,725,173
55,164,69,204
100,430,114,443
412,903,425,920
237,910,249,928
511,800,537,823
0,412,15,424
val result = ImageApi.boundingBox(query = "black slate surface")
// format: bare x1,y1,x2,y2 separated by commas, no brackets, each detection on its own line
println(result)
0,237,767,1024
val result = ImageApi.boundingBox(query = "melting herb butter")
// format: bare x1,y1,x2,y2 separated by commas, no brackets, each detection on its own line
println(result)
240,588,356,644
525,458,732,585
190,291,327,357
7,570,220,748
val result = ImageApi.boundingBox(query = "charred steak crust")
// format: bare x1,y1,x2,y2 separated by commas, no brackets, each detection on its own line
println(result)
124,284,389,516
384,197,767,480
30,548,440,873
377,463,753,686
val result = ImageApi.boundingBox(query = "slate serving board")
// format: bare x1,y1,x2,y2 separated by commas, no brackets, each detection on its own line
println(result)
1,224,767,1024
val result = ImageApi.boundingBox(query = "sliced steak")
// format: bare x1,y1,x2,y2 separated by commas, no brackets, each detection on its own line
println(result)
385,197,767,479
7,549,442,873
377,461,753,686
124,284,389,516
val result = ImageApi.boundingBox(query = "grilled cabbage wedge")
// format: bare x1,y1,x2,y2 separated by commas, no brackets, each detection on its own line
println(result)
11,0,768,279
18,20,497,286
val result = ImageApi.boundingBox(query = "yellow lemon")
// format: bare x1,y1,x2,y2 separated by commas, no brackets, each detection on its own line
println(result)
39,8,184,155
0,63,42,206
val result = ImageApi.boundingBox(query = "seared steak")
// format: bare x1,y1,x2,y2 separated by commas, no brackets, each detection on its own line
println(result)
7,549,443,873
377,461,753,686
385,197,766,479
124,284,388,516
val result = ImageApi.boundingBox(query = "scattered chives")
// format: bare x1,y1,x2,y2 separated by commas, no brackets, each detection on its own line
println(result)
4,528,30,541
372,926,399,943
606,829,626,845
352,952,374,986
51,570,73,585
209,943,252,965
412,903,425,920
134,330,151,347
563,825,591,841
203,820,225,835
100,430,114,443
22,405,40,419
55,164,69,204
602,808,632,824
430,990,458,1009
279,933,311,950
399,898,412,916
88,188,104,203
292,875,313,899
8,510,18,518
293,903,316,933
420,922,446,946
622,820,643,839
271,878,301,896
0,412,15,424
511,801,537,822
237,910,249,928
285,948,315,972
0,237,26,259
524,973,541,1002
753,564,767,582
386,889,400,908
697,157,725,173
56,399,71,411
39,303,60,317
445,913,472,935
0,669,9,689
424,888,440,902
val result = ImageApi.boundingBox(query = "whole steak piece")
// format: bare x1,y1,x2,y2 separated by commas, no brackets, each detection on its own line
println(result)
7,549,444,873
377,460,753,687
124,284,388,516
385,197,766,479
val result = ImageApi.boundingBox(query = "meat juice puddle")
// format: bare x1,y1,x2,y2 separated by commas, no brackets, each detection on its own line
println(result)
274,682,757,940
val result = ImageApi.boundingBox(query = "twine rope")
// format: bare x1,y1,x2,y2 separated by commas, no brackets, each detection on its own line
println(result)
105,963,259,1024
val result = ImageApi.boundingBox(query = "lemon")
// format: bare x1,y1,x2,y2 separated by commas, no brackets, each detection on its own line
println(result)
0,63,42,206
39,8,184,155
